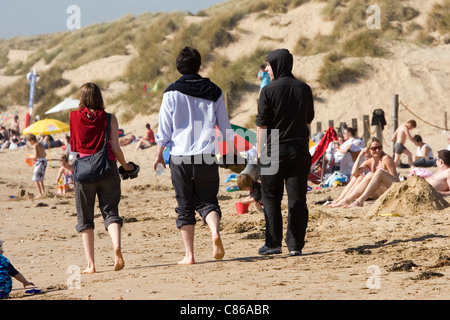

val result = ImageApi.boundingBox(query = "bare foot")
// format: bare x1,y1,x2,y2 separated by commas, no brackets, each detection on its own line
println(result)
178,256,195,265
114,248,125,271
213,235,225,260
329,200,346,208
82,266,95,274
345,199,364,208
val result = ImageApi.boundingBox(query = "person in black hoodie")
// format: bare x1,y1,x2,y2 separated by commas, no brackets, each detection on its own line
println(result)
256,48,315,256
154,47,235,265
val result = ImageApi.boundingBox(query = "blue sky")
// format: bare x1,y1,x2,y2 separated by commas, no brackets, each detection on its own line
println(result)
0,0,226,39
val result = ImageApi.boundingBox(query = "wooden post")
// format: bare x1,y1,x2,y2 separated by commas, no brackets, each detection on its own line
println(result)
445,111,448,131
376,124,383,146
339,122,347,132
363,115,370,145
352,118,358,132
316,121,322,134
392,94,399,156
328,120,334,129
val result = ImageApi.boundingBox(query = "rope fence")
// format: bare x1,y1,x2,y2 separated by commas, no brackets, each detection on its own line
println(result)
399,100,448,131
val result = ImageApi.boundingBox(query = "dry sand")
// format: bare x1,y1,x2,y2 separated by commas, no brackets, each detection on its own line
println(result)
0,0,449,301
0,128,448,301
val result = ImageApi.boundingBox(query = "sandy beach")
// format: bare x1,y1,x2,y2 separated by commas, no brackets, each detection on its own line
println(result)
0,0,449,303
0,122,448,301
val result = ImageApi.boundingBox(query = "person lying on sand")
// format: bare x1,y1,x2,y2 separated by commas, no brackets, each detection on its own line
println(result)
425,149,450,197
330,137,397,207
119,134,136,146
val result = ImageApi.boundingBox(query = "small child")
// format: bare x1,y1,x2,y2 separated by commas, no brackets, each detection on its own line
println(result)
0,240,35,299
55,154,74,194
237,169,263,212
26,133,47,197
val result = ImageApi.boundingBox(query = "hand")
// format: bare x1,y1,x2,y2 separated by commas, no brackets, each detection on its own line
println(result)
23,281,35,289
255,202,264,212
153,157,166,172
124,162,135,171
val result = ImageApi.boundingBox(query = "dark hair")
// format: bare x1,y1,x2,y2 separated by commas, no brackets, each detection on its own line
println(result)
345,127,356,137
146,123,151,130
437,149,450,166
176,47,201,75
79,83,104,110
413,135,422,143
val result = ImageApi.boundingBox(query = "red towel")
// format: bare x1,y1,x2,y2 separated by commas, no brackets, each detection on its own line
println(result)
311,126,337,164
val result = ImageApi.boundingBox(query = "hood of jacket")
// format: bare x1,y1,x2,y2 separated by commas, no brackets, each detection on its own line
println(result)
164,74,222,102
266,49,294,81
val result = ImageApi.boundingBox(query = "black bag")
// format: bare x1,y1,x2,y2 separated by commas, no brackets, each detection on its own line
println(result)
74,113,113,183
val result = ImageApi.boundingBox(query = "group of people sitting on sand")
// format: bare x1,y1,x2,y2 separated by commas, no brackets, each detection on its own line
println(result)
310,121,450,208
329,139,450,208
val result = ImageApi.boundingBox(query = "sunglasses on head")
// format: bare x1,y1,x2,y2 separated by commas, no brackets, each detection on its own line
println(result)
370,145,382,151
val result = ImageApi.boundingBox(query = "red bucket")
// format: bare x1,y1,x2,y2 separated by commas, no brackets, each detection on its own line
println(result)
235,202,249,215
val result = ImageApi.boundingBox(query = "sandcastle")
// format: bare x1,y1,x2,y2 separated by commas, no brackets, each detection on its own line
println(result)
368,175,449,217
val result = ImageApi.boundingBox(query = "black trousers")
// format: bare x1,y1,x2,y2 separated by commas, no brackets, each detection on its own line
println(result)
170,155,221,228
259,144,311,252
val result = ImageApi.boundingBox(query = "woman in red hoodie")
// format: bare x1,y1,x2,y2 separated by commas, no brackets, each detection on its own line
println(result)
70,83,134,274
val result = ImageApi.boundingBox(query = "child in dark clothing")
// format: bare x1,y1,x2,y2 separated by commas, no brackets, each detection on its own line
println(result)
0,240,34,299
237,172,264,212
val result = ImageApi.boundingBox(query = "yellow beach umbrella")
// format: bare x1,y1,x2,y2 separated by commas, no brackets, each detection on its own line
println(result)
23,119,70,165
23,118,69,136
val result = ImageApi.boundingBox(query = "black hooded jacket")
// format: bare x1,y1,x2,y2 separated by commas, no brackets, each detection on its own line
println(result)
256,49,314,147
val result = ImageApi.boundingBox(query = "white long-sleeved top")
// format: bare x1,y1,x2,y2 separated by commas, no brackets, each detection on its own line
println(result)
156,90,234,156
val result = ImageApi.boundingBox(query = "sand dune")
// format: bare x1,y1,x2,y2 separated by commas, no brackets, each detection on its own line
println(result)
0,0,449,301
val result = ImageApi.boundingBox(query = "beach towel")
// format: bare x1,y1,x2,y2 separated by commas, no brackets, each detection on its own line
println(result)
409,167,433,178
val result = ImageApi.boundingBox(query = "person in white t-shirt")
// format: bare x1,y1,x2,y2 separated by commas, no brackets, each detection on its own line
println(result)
335,128,365,176
411,135,436,167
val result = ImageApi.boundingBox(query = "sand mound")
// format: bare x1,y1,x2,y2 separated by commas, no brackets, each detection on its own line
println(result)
368,175,449,216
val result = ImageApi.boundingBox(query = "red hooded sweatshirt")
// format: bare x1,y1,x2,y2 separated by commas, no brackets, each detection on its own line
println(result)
70,108,115,160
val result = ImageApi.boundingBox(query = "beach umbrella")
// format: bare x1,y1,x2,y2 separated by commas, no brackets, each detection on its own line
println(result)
216,124,257,156
45,98,80,115
23,118,70,164
23,118,70,136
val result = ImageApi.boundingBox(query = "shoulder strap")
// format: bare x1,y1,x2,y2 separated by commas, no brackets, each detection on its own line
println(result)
105,113,111,141
101,113,111,150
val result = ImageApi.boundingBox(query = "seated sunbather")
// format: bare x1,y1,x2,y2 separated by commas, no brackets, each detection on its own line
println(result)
330,145,371,207
425,149,450,197
330,137,398,207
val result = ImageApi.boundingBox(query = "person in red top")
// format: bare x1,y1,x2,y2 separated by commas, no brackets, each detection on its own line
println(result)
70,82,134,274
135,123,157,151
